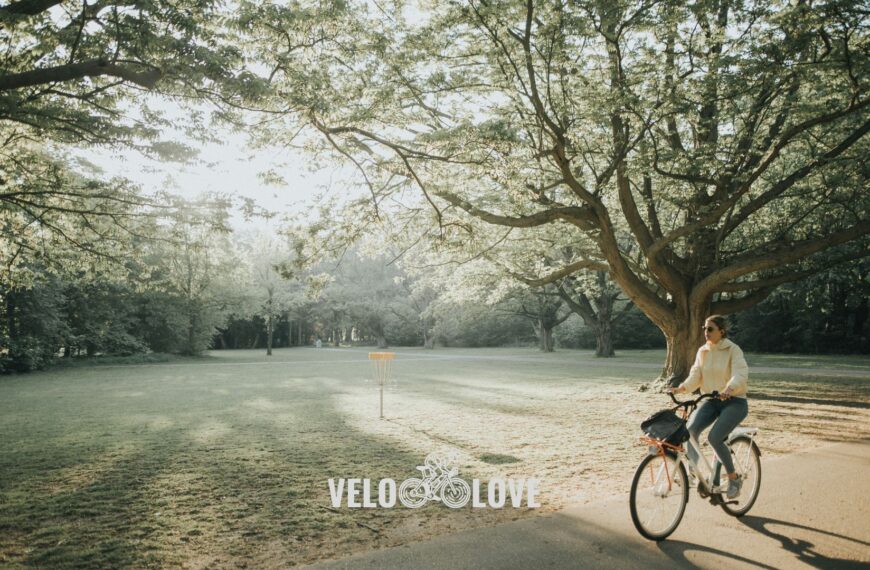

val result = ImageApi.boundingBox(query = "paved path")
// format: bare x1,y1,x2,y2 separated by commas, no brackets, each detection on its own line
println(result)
304,440,870,569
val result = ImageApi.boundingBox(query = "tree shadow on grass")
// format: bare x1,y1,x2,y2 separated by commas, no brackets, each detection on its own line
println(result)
178,380,532,566
0,435,182,568
0,372,429,567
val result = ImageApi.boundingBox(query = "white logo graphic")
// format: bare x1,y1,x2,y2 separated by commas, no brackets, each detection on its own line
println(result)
327,450,541,509
399,451,471,508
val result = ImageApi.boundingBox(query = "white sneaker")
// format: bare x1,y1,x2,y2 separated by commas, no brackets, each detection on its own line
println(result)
726,476,743,499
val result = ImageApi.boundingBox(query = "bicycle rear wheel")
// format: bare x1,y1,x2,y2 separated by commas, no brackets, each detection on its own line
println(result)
721,436,761,517
630,452,689,541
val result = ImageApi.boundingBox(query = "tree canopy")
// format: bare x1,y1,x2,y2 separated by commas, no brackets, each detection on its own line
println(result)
241,0,870,380
0,0,254,283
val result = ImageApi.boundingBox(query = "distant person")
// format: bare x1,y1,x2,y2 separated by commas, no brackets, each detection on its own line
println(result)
669,315,749,499
315,339,322,348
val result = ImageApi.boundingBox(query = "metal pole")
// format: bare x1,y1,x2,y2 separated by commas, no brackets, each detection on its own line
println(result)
379,372,384,419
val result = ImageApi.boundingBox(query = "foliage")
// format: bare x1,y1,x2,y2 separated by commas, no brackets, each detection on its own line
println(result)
242,0,870,379
732,261,869,354
432,300,534,348
0,0,256,283
139,199,244,355
63,279,148,357
0,275,67,372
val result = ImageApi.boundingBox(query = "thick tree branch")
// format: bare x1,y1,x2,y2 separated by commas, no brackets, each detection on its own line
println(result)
0,0,63,16
694,220,870,302
710,287,777,315
649,116,870,259
717,249,869,293
725,118,870,235
0,59,162,91
735,98,870,195
434,189,597,231
506,258,608,287
557,283,596,324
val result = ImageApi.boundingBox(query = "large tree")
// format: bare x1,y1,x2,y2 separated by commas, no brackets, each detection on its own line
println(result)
244,0,869,382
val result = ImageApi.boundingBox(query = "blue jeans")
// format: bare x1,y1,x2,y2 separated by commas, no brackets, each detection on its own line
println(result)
687,397,749,475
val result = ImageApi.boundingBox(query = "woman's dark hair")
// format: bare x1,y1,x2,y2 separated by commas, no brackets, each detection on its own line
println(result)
706,314,728,338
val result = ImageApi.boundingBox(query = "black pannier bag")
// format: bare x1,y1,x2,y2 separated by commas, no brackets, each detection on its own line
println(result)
641,409,690,445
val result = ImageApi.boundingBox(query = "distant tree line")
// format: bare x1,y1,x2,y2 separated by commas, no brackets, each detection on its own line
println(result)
2,247,865,374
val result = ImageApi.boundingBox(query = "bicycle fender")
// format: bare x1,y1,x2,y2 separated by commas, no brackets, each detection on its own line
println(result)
727,433,761,455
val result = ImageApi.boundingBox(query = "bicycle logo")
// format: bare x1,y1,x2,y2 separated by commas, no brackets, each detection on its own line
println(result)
398,451,471,508
326,449,541,509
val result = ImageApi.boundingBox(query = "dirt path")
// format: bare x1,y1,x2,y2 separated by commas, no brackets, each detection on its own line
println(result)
304,440,870,569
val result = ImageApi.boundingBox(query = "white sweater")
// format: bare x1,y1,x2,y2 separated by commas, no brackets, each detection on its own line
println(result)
678,338,749,398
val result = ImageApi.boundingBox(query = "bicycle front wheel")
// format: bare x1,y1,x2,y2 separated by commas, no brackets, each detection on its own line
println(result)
630,452,689,541
721,436,761,517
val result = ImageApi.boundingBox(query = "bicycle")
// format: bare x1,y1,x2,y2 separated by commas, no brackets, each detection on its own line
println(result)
629,391,762,541
399,454,471,509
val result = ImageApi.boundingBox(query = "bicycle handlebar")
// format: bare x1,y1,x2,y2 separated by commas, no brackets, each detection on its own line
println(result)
668,391,719,410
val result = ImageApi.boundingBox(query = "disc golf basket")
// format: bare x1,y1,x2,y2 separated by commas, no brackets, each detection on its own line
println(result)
368,352,395,419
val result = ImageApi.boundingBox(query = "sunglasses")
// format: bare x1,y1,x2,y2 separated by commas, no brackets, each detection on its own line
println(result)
702,325,719,333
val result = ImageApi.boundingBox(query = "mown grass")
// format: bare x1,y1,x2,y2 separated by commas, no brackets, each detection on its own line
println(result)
1,347,867,568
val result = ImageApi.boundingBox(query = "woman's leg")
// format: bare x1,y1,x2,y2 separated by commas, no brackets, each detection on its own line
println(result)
707,398,749,474
686,400,720,468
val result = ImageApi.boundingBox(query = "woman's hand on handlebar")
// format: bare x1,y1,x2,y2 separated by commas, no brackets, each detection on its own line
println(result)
667,385,686,395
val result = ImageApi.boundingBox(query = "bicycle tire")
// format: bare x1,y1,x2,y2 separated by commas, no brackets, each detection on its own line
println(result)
630,452,689,541
440,478,471,508
398,478,428,509
720,436,761,517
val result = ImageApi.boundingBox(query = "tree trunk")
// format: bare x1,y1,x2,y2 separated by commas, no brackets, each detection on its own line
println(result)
333,328,341,347
422,317,435,349
375,328,388,349
187,308,198,355
596,318,615,357
854,296,868,336
6,291,17,342
594,280,616,357
423,329,435,349
249,332,260,349
653,301,710,390
298,320,303,347
537,319,555,352
266,313,274,356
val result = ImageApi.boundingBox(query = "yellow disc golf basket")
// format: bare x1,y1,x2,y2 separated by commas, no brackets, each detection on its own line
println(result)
368,352,395,419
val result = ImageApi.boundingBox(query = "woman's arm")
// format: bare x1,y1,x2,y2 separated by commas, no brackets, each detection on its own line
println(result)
724,344,749,396
677,347,704,394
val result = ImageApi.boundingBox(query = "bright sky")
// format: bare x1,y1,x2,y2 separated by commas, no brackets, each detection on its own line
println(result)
80,98,362,231
85,136,353,231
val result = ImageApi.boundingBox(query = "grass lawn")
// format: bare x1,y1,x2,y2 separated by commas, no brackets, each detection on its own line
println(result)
1,347,868,568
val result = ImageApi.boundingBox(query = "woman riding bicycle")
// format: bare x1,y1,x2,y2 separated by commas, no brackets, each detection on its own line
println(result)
669,315,749,499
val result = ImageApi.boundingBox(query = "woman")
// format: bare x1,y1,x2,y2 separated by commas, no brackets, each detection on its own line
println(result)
669,315,749,499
